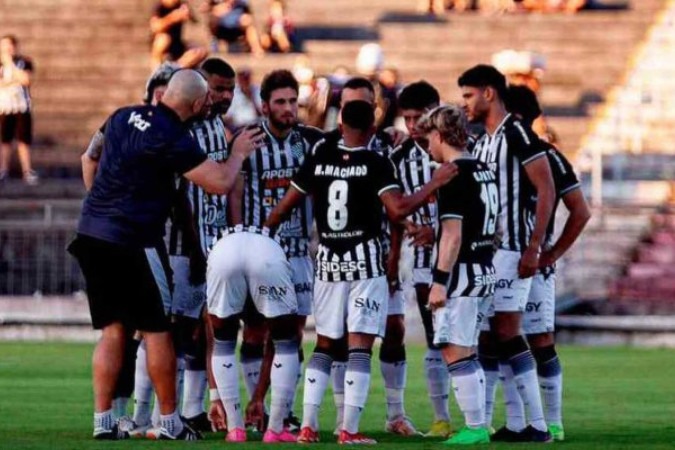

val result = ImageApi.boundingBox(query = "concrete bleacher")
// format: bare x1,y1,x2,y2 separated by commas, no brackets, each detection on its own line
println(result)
0,0,667,175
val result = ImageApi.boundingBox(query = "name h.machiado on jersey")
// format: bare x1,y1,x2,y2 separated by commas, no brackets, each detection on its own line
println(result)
314,164,368,178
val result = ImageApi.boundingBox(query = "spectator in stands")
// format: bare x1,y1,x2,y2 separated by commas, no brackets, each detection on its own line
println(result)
224,67,262,129
150,0,207,69
293,55,316,123
0,35,37,185
514,0,589,12
355,43,397,130
205,0,264,56
260,0,296,53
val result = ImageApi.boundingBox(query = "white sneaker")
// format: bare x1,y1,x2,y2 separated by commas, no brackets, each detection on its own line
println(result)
385,415,420,436
117,416,136,433
23,170,39,186
128,423,152,438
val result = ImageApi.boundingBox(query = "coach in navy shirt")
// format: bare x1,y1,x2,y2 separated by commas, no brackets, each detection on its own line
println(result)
69,69,263,440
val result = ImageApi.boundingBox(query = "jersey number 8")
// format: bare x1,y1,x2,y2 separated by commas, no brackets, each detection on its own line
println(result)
327,180,348,231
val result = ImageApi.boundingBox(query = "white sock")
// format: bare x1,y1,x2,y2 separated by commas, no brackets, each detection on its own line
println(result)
302,351,333,430
240,344,264,401
268,340,300,433
151,396,160,428
94,409,114,432
212,339,244,430
537,353,563,426
182,370,207,419
500,362,526,431
160,410,184,437
448,358,486,429
331,360,347,430
480,355,499,428
380,360,406,420
133,341,153,427
287,349,304,417
112,397,129,419
343,351,371,434
425,349,450,422
508,349,547,432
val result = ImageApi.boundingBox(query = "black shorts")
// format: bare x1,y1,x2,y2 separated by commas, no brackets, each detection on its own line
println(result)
0,112,32,144
68,234,172,332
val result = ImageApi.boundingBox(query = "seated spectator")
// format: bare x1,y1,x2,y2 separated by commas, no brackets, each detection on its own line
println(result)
224,67,262,130
205,0,264,56
0,35,37,185
150,0,206,69
260,0,296,53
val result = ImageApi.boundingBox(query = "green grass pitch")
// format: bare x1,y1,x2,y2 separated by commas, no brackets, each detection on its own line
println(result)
1,342,674,449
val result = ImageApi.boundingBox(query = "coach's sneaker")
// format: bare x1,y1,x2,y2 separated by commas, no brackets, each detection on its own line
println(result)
521,425,553,443
337,430,377,445
157,422,202,441
226,428,247,443
263,428,298,443
297,427,320,443
491,425,525,442
442,426,490,445
385,415,420,436
185,412,212,433
93,424,130,440
425,419,453,438
549,424,565,441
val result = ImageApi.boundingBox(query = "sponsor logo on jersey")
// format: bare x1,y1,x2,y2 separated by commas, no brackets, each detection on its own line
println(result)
261,168,297,189
208,150,227,162
474,272,497,287
129,111,151,131
314,164,368,178
318,260,368,273
526,302,542,312
203,205,226,227
496,279,514,289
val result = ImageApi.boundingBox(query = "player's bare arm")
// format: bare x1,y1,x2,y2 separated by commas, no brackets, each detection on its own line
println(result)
184,127,263,194
81,129,104,191
227,174,245,225
380,162,457,222
428,219,462,311
263,185,306,230
540,188,591,267
519,156,555,278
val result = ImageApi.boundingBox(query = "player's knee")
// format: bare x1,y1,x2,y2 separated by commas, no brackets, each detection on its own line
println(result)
383,316,405,346
212,316,239,341
379,340,406,363
497,335,530,360
527,332,554,349
531,344,557,366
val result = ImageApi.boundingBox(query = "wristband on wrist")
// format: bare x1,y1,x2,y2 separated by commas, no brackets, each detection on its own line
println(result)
432,268,450,285
209,388,220,401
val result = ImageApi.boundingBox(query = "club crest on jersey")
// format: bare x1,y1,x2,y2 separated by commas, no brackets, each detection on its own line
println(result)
343,154,349,161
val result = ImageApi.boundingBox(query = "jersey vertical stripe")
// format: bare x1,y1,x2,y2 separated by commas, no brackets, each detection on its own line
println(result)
190,115,229,255
241,122,319,257
391,139,436,269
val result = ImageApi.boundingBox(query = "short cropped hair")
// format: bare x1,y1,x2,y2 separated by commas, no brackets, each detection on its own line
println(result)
201,58,235,79
398,81,440,111
417,105,468,148
343,77,375,95
505,85,542,126
260,69,299,102
458,64,508,100
341,100,375,132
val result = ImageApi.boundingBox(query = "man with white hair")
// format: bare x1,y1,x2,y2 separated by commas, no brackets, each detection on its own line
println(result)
68,69,263,441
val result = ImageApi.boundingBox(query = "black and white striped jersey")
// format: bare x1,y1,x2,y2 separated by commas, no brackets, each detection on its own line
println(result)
390,138,436,269
292,136,401,282
545,144,581,248
165,115,229,257
240,121,324,258
471,114,547,253
436,157,498,298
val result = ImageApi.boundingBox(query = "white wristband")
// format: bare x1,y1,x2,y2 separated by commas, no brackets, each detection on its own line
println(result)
209,388,220,401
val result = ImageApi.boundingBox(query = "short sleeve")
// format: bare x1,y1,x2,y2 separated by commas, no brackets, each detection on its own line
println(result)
291,149,316,195
548,148,580,196
374,156,401,197
436,175,465,221
507,120,547,166
167,133,208,175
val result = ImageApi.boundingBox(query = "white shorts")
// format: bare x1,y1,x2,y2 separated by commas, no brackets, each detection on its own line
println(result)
207,232,298,319
168,255,206,319
522,270,556,334
313,277,388,339
290,256,313,316
493,249,533,313
388,289,405,316
433,296,491,347
412,267,432,286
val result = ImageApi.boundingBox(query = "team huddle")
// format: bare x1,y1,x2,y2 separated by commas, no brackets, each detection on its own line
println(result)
70,57,590,445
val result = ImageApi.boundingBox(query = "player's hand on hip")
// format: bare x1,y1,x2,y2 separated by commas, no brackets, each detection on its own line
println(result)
231,126,265,158
538,249,556,269
518,246,540,278
428,283,447,311
431,162,458,187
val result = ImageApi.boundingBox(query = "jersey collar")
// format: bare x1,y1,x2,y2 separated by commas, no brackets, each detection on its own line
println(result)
487,113,512,138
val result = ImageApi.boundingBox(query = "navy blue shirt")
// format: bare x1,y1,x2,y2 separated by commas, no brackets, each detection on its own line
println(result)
78,103,207,247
